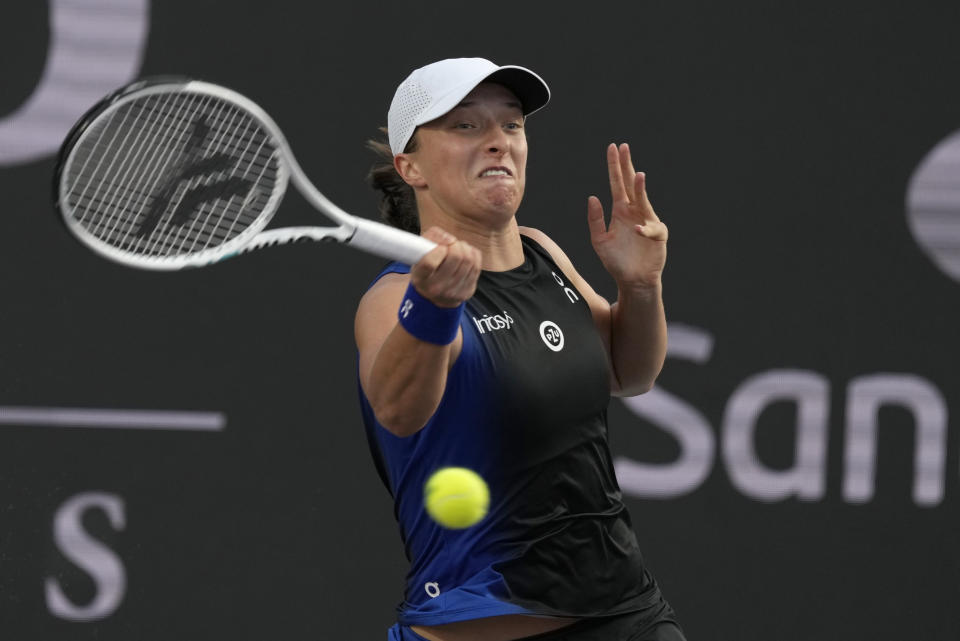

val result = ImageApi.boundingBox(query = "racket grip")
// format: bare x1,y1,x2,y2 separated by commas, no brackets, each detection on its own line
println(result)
349,218,436,265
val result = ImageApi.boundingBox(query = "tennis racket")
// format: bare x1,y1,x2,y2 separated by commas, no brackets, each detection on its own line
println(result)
53,77,436,270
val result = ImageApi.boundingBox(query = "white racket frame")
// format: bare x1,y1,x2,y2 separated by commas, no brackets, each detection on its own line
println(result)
58,80,436,270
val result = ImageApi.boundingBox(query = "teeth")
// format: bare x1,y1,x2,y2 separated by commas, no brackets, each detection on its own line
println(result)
481,169,509,177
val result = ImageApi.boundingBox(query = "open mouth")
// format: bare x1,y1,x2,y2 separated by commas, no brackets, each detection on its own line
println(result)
479,167,513,177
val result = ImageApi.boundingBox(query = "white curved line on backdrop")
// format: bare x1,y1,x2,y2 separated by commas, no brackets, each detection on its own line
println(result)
906,128,960,284
0,0,150,166
0,406,225,431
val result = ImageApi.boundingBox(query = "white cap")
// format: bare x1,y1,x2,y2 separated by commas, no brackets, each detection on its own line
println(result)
387,57,551,155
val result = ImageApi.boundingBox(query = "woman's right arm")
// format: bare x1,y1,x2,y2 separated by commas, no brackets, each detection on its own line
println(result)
355,227,482,437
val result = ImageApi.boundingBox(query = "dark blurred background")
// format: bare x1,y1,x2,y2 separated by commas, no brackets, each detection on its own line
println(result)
1,1,958,639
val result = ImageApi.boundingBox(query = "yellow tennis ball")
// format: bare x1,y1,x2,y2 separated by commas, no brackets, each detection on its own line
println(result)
424,467,490,529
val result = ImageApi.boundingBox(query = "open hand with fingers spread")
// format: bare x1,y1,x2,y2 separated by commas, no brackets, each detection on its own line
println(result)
587,143,668,289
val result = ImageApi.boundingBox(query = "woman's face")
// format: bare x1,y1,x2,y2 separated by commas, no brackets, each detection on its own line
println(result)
399,83,528,225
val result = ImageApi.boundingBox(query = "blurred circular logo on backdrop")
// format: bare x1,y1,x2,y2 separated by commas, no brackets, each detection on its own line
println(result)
0,0,150,167
907,129,960,284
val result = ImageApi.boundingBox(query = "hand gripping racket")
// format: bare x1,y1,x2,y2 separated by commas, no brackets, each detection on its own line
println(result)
53,77,436,270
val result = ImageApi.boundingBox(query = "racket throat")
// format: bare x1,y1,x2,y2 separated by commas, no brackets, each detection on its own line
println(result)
241,225,356,253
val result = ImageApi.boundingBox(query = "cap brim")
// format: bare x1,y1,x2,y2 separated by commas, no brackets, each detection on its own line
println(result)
413,65,551,129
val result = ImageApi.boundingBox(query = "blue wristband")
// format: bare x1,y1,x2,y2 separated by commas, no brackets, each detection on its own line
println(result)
397,283,464,345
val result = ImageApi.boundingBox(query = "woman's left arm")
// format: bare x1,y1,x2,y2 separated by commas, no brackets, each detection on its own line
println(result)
588,142,668,395
521,142,668,396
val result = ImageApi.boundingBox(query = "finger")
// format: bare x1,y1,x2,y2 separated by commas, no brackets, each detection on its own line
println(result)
432,241,472,280
606,143,628,203
457,248,483,298
636,220,668,241
438,243,482,302
414,228,459,283
415,257,467,306
411,243,449,286
422,226,457,246
459,248,482,291
454,262,481,300
634,172,660,223
469,245,483,278
587,195,607,243
619,143,636,201
439,241,483,286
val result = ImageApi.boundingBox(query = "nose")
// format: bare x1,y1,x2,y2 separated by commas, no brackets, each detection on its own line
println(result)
484,126,510,155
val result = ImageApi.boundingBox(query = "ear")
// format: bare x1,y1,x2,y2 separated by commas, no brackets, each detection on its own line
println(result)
394,153,427,188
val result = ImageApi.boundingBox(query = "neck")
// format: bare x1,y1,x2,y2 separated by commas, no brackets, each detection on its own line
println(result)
418,208,525,272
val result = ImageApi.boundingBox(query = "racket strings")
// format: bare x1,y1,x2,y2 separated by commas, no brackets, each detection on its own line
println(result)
174,103,274,256
63,90,281,259
97,92,195,247
139,96,275,253
143,97,241,257
113,93,214,250
72,95,155,229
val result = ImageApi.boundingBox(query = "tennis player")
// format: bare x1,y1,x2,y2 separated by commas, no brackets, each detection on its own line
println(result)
355,57,686,641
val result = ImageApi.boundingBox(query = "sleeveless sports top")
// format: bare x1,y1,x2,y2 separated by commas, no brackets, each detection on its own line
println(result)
358,234,663,626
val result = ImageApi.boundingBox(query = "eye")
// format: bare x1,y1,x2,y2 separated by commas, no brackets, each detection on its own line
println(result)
504,121,524,131
454,122,475,130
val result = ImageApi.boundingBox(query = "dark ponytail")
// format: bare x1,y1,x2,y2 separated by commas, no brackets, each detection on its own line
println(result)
365,128,420,234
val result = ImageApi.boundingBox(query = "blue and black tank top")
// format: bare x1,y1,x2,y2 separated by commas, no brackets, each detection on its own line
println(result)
357,234,664,626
